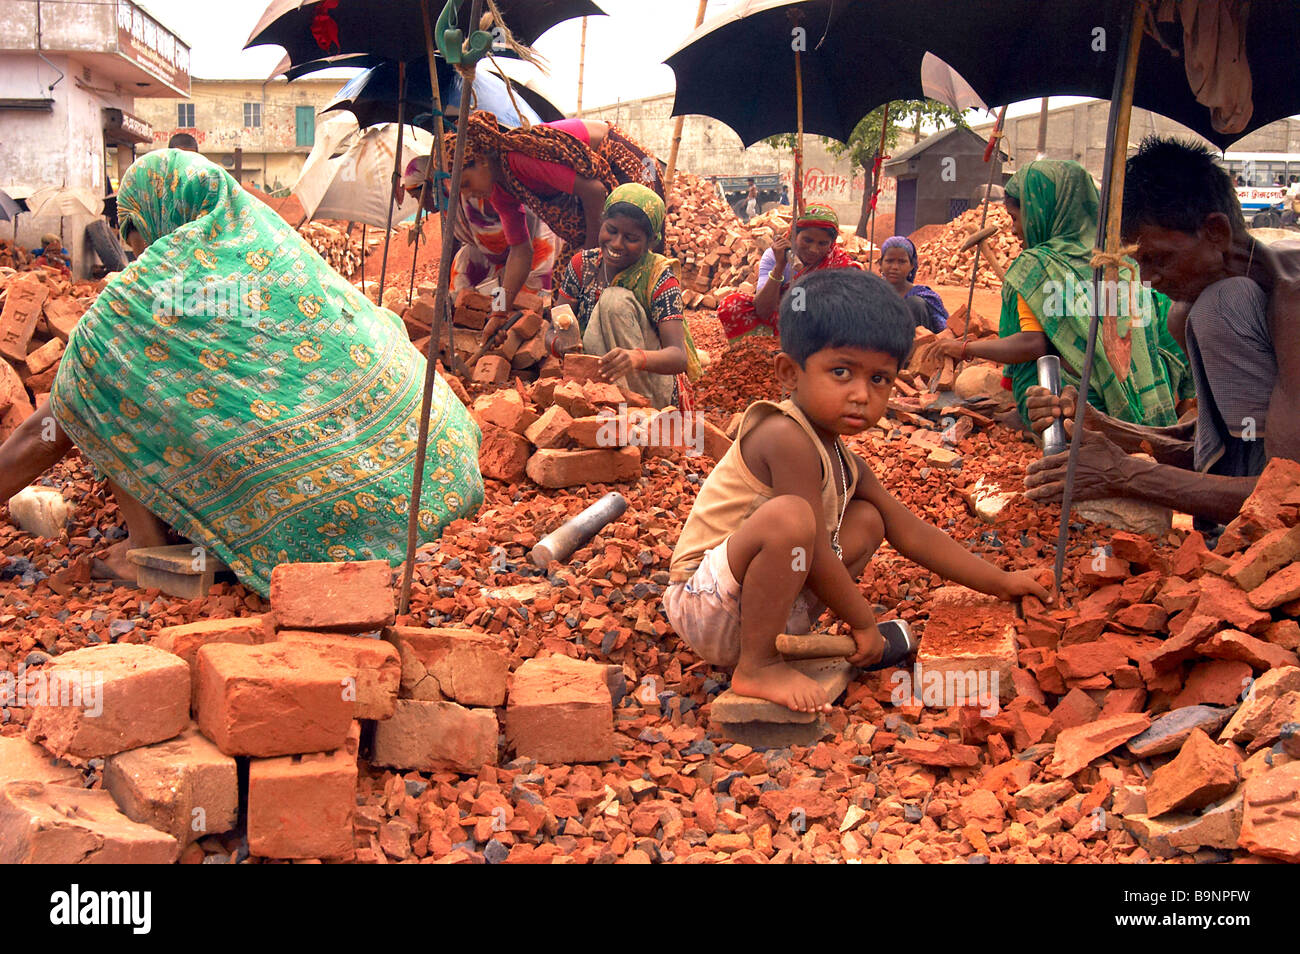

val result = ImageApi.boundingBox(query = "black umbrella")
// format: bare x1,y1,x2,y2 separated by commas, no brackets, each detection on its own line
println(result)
246,0,605,69
665,0,932,147
270,51,383,81
322,55,563,130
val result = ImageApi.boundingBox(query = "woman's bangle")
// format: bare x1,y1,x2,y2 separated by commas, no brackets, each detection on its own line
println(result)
961,340,969,361
631,349,647,370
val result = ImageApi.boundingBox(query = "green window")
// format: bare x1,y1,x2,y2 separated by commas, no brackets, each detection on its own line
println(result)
295,106,315,147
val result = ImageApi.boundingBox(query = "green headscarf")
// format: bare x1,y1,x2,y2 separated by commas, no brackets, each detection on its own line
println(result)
999,159,1180,428
605,182,665,239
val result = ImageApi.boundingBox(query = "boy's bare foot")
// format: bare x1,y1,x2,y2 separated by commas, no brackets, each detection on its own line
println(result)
732,659,832,713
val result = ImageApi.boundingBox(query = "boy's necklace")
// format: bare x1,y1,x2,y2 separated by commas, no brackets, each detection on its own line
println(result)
831,440,849,559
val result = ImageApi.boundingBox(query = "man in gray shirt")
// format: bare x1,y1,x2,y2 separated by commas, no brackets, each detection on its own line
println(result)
1022,136,1299,527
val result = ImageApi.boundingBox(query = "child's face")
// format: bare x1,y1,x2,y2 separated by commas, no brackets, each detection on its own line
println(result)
778,346,899,437
460,160,495,197
599,214,649,272
879,247,913,287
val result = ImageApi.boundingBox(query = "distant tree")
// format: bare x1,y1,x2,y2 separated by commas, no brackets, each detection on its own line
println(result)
765,99,968,236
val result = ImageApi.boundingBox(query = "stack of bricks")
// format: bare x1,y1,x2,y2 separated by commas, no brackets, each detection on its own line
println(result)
471,351,732,489
0,558,623,863
405,287,555,384
0,270,97,441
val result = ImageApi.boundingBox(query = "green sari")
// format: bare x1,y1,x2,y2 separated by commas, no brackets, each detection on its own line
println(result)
50,150,483,596
999,159,1184,427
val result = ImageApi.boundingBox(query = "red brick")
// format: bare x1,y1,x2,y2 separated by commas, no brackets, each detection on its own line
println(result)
0,781,178,863
1244,691,1300,753
472,355,511,384
566,413,623,449
0,274,49,362
383,625,509,706
513,289,544,313
523,404,574,449
104,726,238,845
0,736,80,787
1110,531,1157,567
563,352,602,383
1237,761,1300,863
1221,666,1300,744
1047,713,1151,778
583,380,624,407
1247,563,1300,610
506,655,615,763
1194,575,1271,633
23,337,63,377
269,560,395,632
151,615,272,704
526,446,642,488
25,644,189,760
1263,620,1300,651
472,388,537,434
1155,577,1200,615
893,738,980,767
1199,629,1300,672
0,357,25,414
511,333,548,369
551,379,597,418
1144,728,1241,817
370,699,498,774
1224,458,1300,545
195,643,353,757
958,788,1005,833
1049,687,1100,737
248,745,357,859
1056,641,1128,680
273,631,400,719
478,423,532,482
1173,659,1254,708
510,309,544,340
1226,526,1300,591
42,295,85,343
1169,531,1210,577
1113,603,1169,633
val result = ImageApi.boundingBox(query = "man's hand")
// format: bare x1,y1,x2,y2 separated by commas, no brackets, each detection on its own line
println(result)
1024,419,1132,503
847,620,886,667
992,568,1052,604
936,338,966,359
1024,384,1077,435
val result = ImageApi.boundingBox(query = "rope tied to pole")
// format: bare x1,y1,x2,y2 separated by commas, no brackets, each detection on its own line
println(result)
1088,244,1140,275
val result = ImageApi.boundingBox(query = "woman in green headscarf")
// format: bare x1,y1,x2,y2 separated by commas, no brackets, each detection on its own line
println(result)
556,183,702,409
0,149,483,596
937,159,1190,428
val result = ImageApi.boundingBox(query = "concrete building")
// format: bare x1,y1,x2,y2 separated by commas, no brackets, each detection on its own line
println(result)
972,99,1300,178
135,76,345,193
883,126,1006,235
0,0,189,277
578,91,901,225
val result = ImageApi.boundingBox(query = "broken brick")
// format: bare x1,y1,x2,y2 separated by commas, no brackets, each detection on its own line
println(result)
370,698,498,774
478,423,532,482
0,781,177,864
526,446,642,488
1144,728,1241,817
269,560,395,632
383,626,509,706
506,655,615,764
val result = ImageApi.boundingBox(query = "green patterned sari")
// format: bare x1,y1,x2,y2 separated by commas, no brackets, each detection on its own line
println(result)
50,150,483,596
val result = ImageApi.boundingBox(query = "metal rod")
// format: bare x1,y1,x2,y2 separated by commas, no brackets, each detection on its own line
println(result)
376,60,408,304
1051,0,1144,599
398,0,485,615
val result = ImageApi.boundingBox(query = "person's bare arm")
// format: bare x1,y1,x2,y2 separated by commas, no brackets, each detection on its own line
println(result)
499,241,534,315
939,331,1050,365
600,317,687,381
0,401,73,503
1024,384,1195,467
752,235,790,321
852,455,1048,601
574,177,608,249
745,416,874,630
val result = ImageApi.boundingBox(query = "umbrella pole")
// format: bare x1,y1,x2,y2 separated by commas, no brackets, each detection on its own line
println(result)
794,45,804,222
867,102,890,271
1050,0,1145,598
360,223,366,289
377,60,408,304
398,0,486,616
960,104,1009,347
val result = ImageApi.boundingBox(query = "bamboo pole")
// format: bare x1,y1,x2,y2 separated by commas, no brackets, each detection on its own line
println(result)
376,60,408,304
399,0,485,615
867,102,890,271
1035,96,1050,157
1050,0,1145,599
960,104,1008,346
576,16,588,115
663,0,709,193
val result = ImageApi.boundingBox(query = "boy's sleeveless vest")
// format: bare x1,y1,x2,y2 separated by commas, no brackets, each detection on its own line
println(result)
669,399,858,583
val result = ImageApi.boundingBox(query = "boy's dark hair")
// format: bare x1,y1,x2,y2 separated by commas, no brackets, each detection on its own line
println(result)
1121,136,1246,239
168,132,199,152
779,269,913,369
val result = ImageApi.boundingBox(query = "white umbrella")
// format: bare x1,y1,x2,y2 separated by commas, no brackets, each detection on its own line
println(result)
291,122,430,229
24,186,103,220
921,52,988,114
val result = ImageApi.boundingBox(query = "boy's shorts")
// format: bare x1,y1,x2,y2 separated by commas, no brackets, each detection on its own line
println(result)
663,536,824,668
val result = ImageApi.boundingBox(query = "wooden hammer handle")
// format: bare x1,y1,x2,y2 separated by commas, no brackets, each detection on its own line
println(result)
775,633,857,659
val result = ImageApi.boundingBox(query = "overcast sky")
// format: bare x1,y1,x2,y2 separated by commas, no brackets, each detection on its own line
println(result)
139,0,1081,120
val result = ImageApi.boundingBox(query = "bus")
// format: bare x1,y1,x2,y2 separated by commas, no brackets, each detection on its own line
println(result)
1218,152,1300,213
